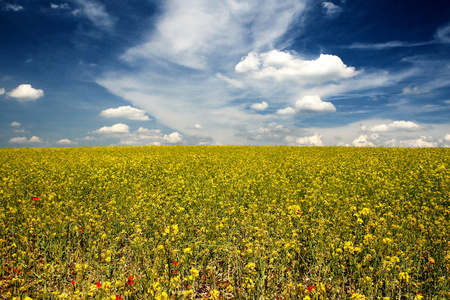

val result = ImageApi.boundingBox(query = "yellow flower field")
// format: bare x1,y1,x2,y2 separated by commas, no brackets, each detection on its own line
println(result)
1,146,449,299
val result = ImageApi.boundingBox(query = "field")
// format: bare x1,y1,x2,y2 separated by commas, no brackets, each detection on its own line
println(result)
1,146,449,300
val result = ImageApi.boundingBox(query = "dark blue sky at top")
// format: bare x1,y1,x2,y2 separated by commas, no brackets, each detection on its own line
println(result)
0,0,449,147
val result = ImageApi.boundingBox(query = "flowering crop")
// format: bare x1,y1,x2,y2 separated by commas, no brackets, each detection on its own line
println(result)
0,146,449,299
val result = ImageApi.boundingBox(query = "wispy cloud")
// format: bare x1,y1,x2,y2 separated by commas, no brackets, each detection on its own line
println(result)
75,0,114,31
3,3,24,12
349,40,433,50
322,2,342,17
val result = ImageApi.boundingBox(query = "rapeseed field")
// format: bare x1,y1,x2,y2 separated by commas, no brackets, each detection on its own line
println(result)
0,146,449,299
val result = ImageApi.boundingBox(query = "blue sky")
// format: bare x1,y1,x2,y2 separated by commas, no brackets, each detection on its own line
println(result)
1,0,449,147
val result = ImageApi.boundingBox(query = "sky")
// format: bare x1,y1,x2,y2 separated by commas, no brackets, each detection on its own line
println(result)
1,0,450,147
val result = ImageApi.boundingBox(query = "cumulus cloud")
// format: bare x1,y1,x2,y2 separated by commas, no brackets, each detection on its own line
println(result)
94,123,130,134
7,84,44,102
295,95,336,113
277,95,336,114
236,122,295,144
445,134,450,142
276,107,296,115
398,137,438,148
9,136,43,144
56,139,78,145
352,134,376,147
291,133,323,146
251,101,268,111
163,132,182,143
0,88,5,95
10,122,21,127
363,120,422,132
235,50,359,84
100,106,150,120
116,127,183,145
322,2,342,17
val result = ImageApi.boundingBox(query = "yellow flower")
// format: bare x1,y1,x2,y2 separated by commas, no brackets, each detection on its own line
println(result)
414,293,424,300
183,247,192,254
245,262,256,269
399,272,410,283
210,289,219,299
190,267,199,278
351,293,365,300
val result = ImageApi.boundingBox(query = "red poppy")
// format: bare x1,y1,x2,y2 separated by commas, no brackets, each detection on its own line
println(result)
95,282,101,287
116,297,123,300
307,285,315,293
80,229,84,233
186,284,191,289
172,270,179,274
172,261,179,265
71,280,75,285
126,276,135,285
13,268,20,275
32,197,40,201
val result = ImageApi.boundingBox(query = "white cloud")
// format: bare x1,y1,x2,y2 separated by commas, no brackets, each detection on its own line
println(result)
10,122,21,127
295,95,336,113
293,133,323,146
194,124,202,129
251,101,268,111
121,0,307,69
9,136,43,144
100,106,150,121
0,88,5,95
445,134,450,142
117,127,183,145
236,122,294,144
4,4,24,11
398,137,438,148
277,95,336,115
51,3,70,9
435,22,450,43
349,41,432,50
75,0,114,31
365,120,422,132
56,139,78,145
322,2,341,17
402,86,428,95
235,50,359,84
94,123,130,134
7,84,44,102
352,135,375,147
163,132,183,143
276,106,296,115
